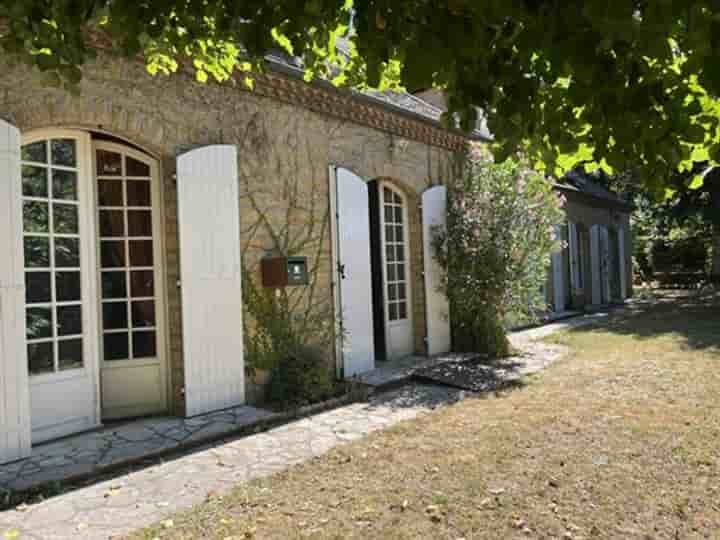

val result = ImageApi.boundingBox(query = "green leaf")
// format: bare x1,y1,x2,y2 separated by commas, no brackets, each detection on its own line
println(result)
688,174,704,190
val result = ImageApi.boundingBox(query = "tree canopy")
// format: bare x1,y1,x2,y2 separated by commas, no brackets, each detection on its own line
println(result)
3,1,720,193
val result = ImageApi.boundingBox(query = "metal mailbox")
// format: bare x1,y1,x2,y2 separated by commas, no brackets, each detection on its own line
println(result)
261,256,309,287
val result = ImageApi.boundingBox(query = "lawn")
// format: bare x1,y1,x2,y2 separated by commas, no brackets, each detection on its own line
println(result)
131,292,720,540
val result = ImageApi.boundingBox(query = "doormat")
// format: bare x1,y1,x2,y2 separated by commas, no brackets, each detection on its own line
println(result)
412,356,525,393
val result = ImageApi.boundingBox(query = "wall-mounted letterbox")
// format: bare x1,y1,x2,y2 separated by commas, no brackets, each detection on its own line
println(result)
261,256,309,287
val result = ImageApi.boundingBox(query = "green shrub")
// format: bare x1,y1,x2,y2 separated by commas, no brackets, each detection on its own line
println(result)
433,147,564,357
268,345,337,407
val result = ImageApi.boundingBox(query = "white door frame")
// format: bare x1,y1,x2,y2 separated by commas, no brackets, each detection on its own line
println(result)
21,129,102,442
377,181,414,360
93,140,168,419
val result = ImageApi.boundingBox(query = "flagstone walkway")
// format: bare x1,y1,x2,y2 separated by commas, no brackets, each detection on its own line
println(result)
0,406,274,493
0,384,464,540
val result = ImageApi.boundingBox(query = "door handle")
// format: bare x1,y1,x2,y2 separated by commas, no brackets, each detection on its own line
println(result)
338,263,346,280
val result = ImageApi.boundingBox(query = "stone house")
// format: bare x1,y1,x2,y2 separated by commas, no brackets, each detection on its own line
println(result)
0,45,632,465
548,170,634,313
0,46,493,464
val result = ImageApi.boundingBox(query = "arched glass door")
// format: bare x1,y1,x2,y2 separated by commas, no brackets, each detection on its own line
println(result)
94,141,167,420
20,130,167,442
379,182,413,359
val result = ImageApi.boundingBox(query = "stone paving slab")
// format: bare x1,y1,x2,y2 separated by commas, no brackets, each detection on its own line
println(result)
0,384,464,540
508,309,612,345
351,353,480,388
0,405,274,493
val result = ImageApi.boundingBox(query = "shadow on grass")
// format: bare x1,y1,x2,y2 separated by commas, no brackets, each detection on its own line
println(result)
561,289,720,351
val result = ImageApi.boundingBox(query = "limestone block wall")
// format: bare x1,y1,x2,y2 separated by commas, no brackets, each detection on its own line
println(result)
0,51,459,414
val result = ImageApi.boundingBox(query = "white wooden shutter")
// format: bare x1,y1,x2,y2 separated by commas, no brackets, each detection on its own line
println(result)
177,145,245,417
552,225,565,313
618,227,628,300
600,225,611,303
422,186,451,355
568,221,580,293
590,224,602,305
0,119,32,464
333,167,375,377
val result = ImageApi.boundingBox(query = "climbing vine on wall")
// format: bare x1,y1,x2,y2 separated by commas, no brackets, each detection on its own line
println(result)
237,114,336,388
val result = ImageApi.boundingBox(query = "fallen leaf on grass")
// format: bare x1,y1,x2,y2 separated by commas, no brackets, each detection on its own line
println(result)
425,504,444,522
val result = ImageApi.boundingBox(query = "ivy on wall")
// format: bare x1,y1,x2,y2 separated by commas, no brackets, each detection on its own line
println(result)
237,118,336,386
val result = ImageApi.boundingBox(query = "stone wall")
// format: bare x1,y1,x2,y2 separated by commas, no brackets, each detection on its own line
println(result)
0,52,458,414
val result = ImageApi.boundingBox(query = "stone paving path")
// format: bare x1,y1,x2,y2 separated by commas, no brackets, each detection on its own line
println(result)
0,384,464,540
508,309,613,345
0,406,274,492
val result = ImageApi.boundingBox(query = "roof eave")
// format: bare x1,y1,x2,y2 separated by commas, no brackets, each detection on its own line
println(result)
265,57,491,143
553,183,635,212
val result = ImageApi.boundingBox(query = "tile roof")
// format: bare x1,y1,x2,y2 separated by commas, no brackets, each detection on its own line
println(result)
264,47,488,141
555,169,633,210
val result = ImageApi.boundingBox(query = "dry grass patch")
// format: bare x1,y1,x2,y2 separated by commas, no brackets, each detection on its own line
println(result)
131,293,720,540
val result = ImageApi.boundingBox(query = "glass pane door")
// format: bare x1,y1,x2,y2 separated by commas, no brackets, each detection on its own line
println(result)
379,183,414,360
382,186,409,321
22,139,84,375
21,133,99,444
97,149,157,363
95,143,166,419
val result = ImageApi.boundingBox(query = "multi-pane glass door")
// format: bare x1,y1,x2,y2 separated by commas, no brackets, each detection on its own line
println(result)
95,142,166,419
21,133,99,443
20,131,167,441
23,139,84,374
382,186,409,322
379,183,413,359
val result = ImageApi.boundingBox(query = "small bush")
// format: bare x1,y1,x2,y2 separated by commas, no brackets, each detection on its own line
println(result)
268,345,337,407
433,147,564,357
